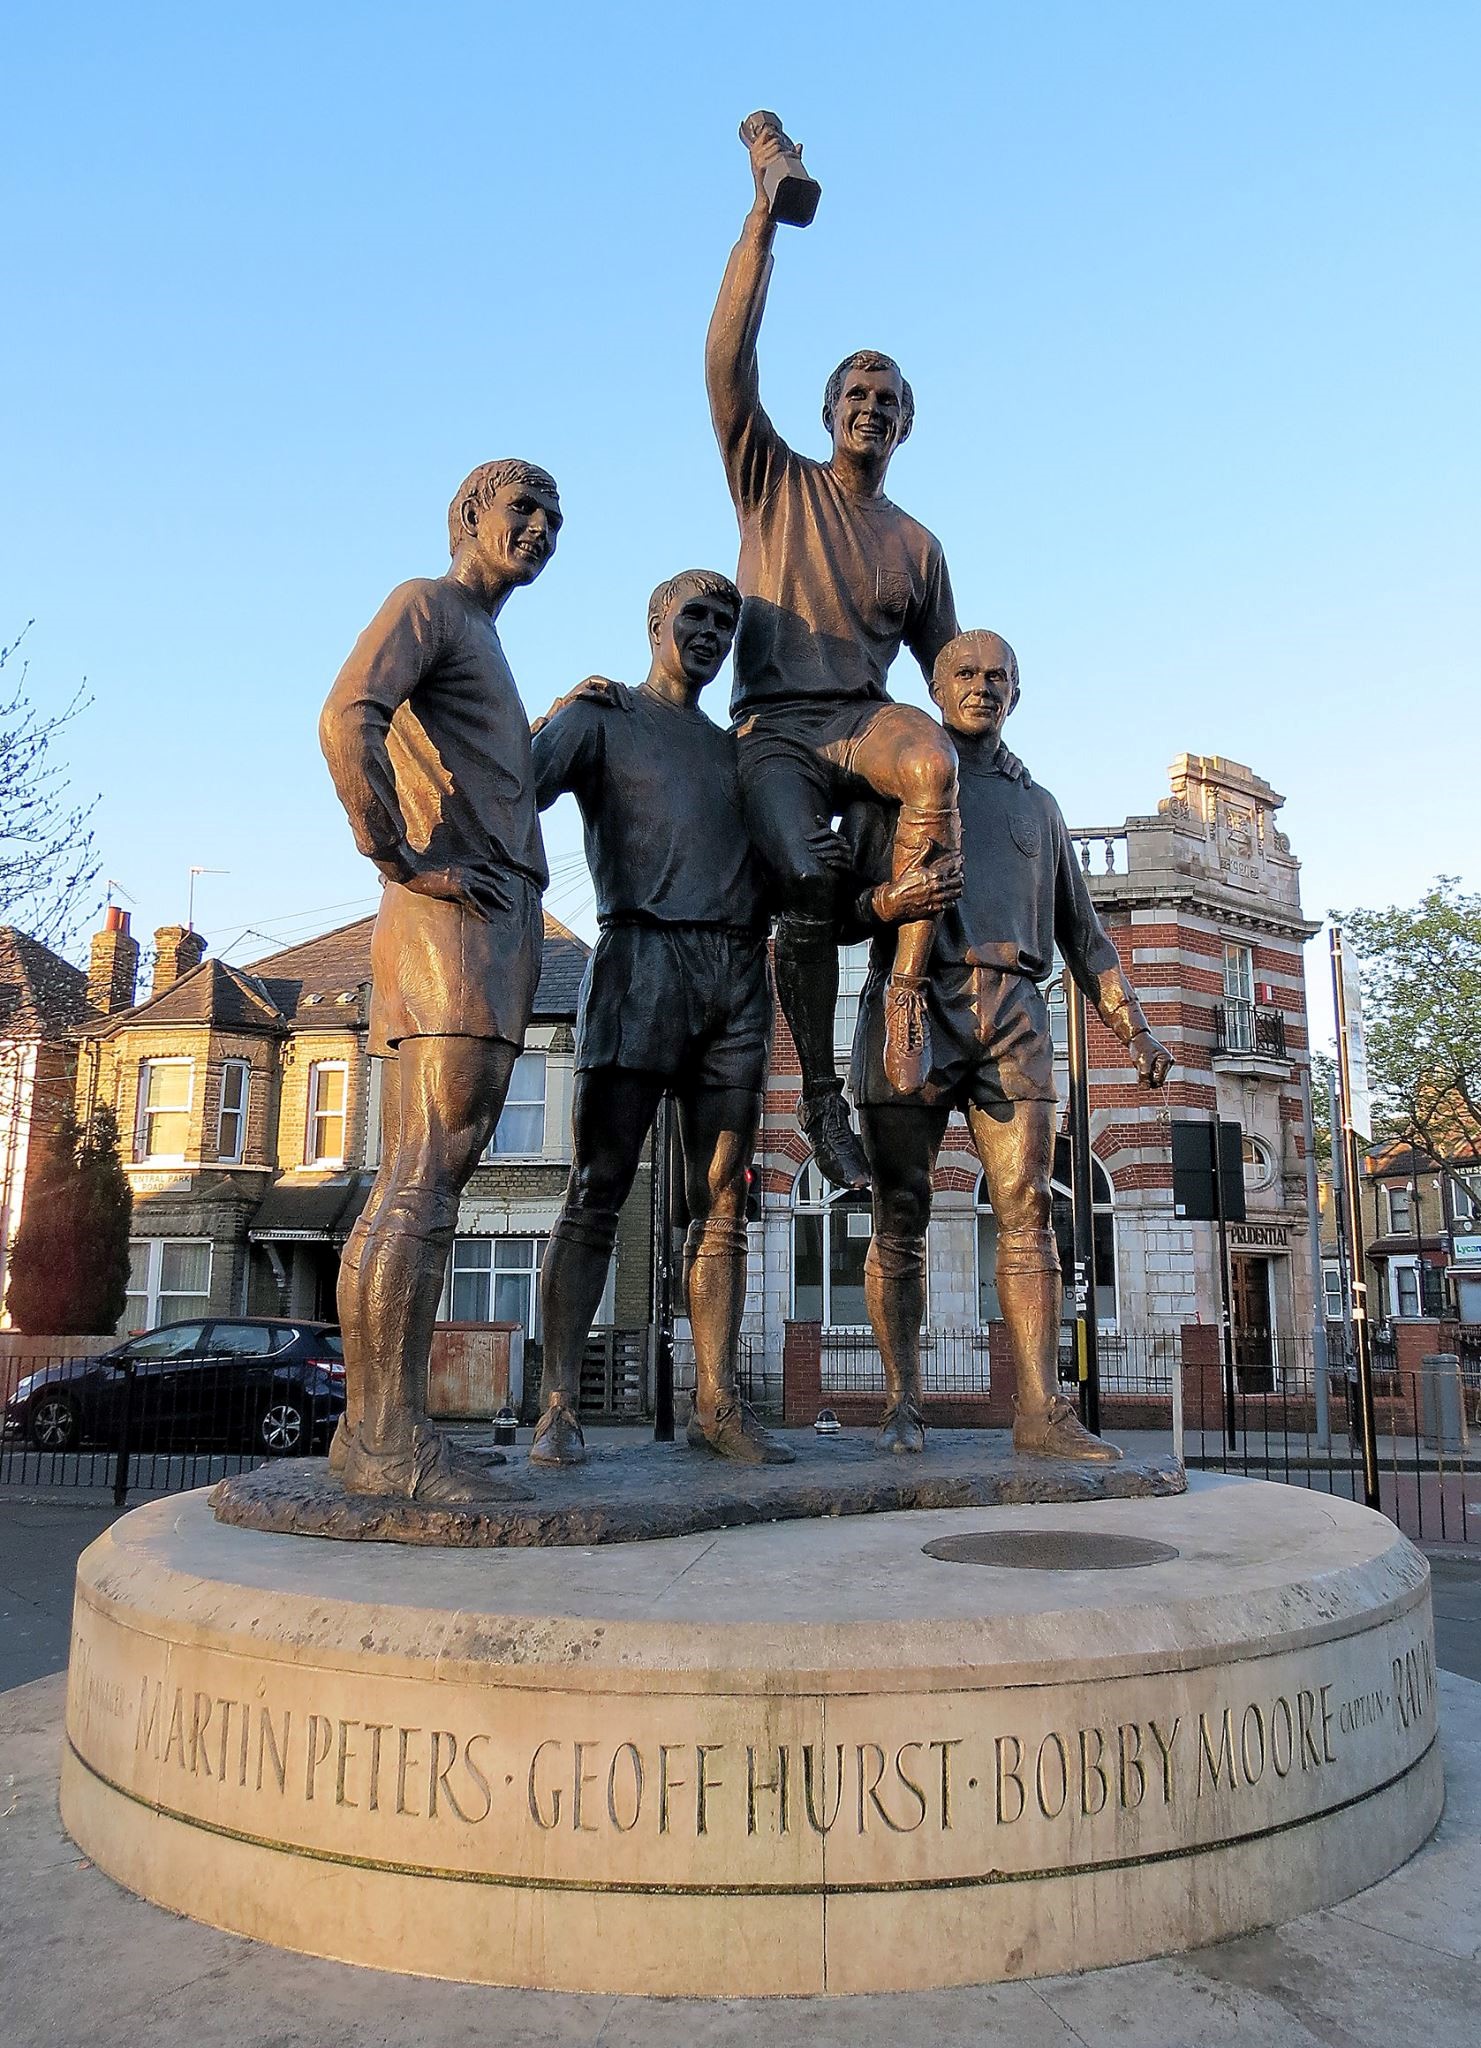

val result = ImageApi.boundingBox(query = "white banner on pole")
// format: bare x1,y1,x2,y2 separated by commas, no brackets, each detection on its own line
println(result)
1340,948,1373,1140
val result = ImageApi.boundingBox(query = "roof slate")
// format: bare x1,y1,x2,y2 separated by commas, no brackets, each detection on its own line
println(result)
94,957,288,1037
79,904,591,1040
0,927,91,1038
244,909,590,1024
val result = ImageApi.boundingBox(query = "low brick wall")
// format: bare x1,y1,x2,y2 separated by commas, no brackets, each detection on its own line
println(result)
782,1320,1018,1430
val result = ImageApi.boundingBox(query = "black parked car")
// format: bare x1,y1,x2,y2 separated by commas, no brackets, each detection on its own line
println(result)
2,1318,345,1457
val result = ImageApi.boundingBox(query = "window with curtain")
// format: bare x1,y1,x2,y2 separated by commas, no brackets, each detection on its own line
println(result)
306,1062,347,1165
137,1059,193,1161
444,1236,547,1338
484,1052,547,1157
124,1239,212,1330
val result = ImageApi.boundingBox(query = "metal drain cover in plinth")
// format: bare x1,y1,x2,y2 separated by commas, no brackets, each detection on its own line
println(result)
922,1528,1181,1570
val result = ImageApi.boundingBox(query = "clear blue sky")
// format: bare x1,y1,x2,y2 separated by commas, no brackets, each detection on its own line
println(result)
5,3,1477,1045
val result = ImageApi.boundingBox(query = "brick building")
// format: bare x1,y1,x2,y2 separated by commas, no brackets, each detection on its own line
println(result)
746,753,1323,1410
1355,1140,1481,1327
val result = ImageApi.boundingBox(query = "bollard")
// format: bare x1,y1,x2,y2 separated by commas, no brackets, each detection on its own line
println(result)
1420,1352,1469,1455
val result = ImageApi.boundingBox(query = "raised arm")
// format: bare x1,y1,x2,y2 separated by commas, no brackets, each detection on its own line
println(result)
1052,808,1172,1085
705,129,791,506
905,542,961,684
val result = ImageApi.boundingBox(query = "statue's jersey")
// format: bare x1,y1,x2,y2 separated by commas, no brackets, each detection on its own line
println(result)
320,577,548,894
721,411,957,717
533,685,767,929
708,236,958,718
929,757,1123,984
852,752,1125,989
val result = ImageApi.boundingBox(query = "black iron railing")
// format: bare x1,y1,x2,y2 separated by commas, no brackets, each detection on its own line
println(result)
1215,1000,1287,1056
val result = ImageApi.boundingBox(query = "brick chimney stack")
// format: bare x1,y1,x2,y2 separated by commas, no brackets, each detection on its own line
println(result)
88,906,140,1015
151,924,206,998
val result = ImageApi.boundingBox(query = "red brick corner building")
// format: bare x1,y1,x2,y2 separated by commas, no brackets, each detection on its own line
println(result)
759,753,1322,1421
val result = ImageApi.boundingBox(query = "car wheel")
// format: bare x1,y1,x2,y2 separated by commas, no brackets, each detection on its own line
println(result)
29,1394,79,1452
256,1397,307,1457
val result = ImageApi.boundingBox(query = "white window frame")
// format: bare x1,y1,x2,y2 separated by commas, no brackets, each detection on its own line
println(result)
364,1056,387,1170
305,1061,348,1167
440,1234,548,1339
833,942,873,1061
1322,1264,1345,1321
124,1237,213,1331
1391,1258,1421,1319
791,1161,874,1331
1242,1134,1277,1193
1387,1184,1414,1236
135,1057,194,1164
217,1059,250,1163
1223,940,1255,1004
483,1051,547,1160
1221,940,1256,1054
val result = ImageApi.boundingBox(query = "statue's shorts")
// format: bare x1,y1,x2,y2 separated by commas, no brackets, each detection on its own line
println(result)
733,697,913,889
576,921,771,1094
852,963,1056,1110
367,873,544,1058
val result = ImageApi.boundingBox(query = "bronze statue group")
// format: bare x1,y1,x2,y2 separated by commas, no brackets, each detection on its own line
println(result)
319,117,1172,1503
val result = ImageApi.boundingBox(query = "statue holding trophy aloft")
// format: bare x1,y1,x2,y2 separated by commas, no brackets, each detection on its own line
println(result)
708,111,1008,1198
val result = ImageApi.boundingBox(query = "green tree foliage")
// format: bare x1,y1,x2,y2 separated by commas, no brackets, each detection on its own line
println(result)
1339,878,1481,1184
6,1104,132,1334
1309,1049,1335,1169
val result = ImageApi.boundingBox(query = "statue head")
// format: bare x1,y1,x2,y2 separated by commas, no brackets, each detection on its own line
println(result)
647,569,743,691
448,460,562,586
930,629,1020,744
822,351,914,466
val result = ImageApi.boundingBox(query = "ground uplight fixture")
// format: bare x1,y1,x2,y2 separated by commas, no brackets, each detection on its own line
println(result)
813,1408,841,1436
493,1405,518,1447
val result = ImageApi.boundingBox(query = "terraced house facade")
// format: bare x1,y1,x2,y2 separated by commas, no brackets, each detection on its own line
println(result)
71,908,653,1371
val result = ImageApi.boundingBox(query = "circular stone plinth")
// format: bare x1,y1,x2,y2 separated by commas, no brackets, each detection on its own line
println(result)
209,1431,1186,1547
60,1477,1441,1999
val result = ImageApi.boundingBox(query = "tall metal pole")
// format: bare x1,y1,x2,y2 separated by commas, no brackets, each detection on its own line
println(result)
1331,928,1380,1510
1065,977,1101,1436
1300,1058,1330,1449
1212,1109,1238,1450
651,1092,676,1442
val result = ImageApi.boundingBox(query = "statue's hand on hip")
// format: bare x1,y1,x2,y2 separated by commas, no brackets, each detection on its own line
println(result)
402,863,511,922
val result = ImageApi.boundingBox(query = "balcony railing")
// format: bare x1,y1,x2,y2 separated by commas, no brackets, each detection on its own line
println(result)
1070,829,1129,877
1215,1000,1286,1057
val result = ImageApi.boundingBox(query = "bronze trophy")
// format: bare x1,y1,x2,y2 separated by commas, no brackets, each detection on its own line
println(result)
738,110,820,228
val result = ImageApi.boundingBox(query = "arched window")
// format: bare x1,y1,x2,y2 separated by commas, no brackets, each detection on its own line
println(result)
975,1138,1117,1326
792,1160,872,1328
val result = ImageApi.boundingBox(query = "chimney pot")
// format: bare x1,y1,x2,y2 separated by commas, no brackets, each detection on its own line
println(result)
89,907,140,1015
151,924,207,999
